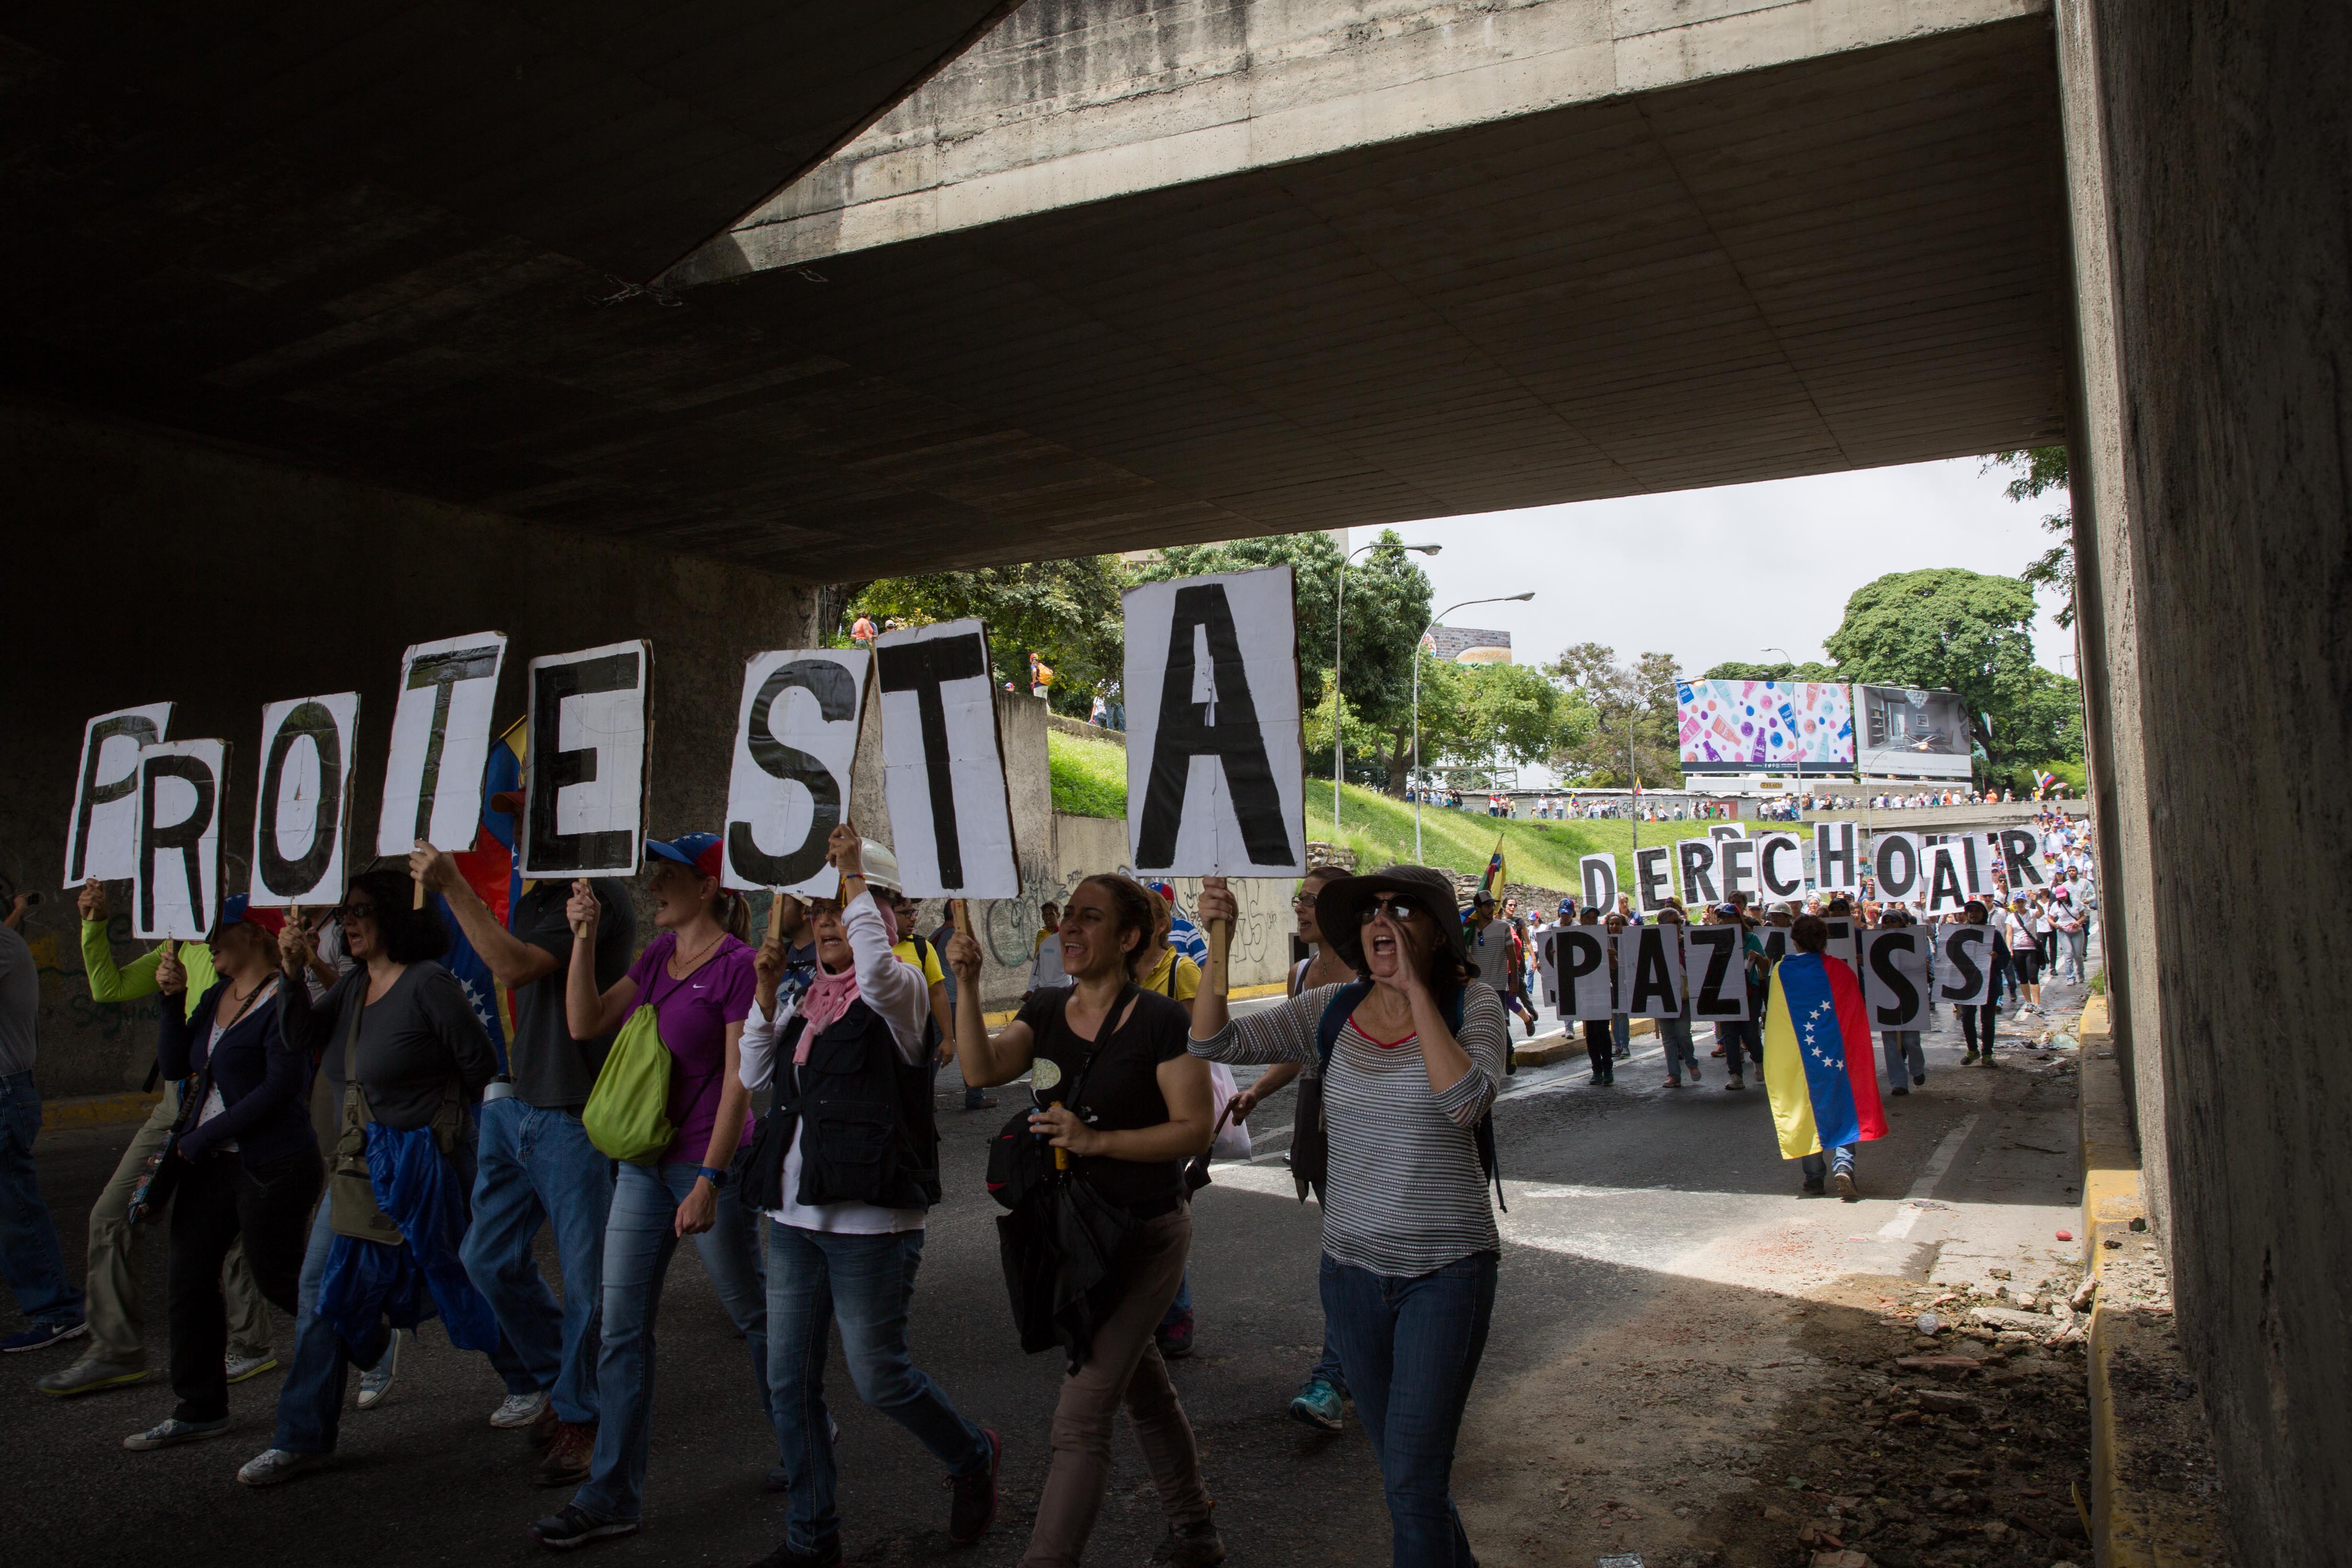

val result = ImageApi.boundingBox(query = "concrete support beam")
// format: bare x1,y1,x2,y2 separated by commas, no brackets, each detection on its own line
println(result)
685,0,2050,281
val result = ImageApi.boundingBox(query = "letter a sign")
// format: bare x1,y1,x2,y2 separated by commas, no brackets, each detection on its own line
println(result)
1123,567,1306,878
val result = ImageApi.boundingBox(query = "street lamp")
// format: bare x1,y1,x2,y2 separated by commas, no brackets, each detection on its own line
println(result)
1413,593,1535,860
1333,539,1442,832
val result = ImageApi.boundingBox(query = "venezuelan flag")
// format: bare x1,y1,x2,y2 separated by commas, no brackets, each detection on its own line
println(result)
1761,950,1887,1159
1483,834,1506,898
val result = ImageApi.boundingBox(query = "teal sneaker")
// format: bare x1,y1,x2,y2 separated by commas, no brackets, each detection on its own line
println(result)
1288,1378,1344,1433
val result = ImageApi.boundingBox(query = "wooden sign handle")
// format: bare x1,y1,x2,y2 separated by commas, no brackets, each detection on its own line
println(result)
412,873,426,910
951,899,970,937
1206,917,1230,999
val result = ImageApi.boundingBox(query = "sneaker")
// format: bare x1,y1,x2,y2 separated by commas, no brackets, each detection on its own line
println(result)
238,1447,329,1486
1724,1078,1745,1091
38,1358,148,1397
2,1320,88,1354
1801,1177,1826,1196
1832,1170,1859,1202
527,1504,640,1550
744,1536,842,1568
1664,1078,1682,1088
1962,1049,1980,1063
224,1352,279,1385
1913,1074,1927,1087
1891,1086,1909,1097
1155,1310,1194,1361
1149,1520,1229,1566
492,1389,551,1429
1288,1378,1344,1432
534,1421,596,1489
1709,1047,1725,1058
963,1095,999,1111
124,1415,231,1450
946,1427,1001,1545
1587,1072,1604,1085
357,1330,400,1409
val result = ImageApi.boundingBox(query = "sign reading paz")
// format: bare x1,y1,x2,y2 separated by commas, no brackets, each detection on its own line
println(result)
378,631,508,857
136,739,225,940
1550,926,1616,1020
249,693,361,908
723,650,869,897
1123,567,1305,878
64,702,172,887
1617,924,1685,1020
874,618,1020,899
1685,923,1750,1020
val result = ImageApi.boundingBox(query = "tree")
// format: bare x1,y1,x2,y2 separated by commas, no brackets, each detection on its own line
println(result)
1700,659,1840,683
1823,567,2081,771
1544,643,1682,787
1987,446,2076,629
1135,529,1432,788
1409,657,1590,786
848,555,1128,716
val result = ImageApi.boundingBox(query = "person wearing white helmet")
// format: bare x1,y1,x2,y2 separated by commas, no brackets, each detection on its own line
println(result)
738,827,1001,1565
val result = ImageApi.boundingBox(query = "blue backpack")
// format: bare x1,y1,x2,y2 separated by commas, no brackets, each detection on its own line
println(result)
1294,980,1505,1213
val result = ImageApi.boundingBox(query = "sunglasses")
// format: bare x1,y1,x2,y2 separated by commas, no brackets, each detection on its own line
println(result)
331,902,377,923
1358,897,1425,925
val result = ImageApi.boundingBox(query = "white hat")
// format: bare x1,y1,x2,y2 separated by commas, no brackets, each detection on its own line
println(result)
857,838,902,896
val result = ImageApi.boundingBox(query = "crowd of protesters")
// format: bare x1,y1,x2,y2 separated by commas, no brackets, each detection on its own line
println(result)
0,793,2092,1568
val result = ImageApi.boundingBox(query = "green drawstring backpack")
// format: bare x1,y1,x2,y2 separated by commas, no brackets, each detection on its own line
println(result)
582,1003,676,1164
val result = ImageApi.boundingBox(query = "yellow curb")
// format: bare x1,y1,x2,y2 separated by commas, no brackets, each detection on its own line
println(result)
41,1091,163,1130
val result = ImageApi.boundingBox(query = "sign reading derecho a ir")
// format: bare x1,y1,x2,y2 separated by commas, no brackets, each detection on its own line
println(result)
1122,566,1307,879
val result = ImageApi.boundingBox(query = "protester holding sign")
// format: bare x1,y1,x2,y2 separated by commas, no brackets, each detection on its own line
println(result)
1872,906,1929,1094
527,835,769,1549
737,825,1001,1565
1710,903,1767,1092
238,869,509,1488
123,897,318,1452
1189,866,1507,1568
412,843,635,1490
37,880,278,1394
1957,902,2011,1067
944,874,1221,1568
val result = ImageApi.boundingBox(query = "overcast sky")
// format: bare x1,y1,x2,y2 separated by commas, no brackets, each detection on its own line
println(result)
1343,455,2076,682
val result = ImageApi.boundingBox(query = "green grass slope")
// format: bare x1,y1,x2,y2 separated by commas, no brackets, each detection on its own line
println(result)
1047,727,1659,890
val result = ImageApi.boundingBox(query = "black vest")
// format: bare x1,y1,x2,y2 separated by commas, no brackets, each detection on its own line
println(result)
780,999,941,1212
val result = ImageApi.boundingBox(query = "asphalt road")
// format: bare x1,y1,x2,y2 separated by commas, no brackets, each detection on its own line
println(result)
0,967,2089,1568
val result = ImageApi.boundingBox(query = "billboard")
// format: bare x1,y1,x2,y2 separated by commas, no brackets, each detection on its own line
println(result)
1676,679,1854,771
1854,684,1975,779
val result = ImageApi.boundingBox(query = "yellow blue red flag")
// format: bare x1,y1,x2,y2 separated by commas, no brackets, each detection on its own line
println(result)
1761,950,1886,1158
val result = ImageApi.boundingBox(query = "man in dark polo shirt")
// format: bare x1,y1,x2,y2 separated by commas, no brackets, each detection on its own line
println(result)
413,840,633,1488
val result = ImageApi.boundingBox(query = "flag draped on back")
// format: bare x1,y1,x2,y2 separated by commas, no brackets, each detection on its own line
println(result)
425,714,526,1069
1483,834,1506,898
1761,951,1886,1158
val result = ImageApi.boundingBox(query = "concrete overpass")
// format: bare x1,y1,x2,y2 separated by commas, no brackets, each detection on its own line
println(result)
2,4,2346,1561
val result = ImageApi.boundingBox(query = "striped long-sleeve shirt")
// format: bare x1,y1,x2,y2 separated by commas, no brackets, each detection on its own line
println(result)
1192,981,1506,1277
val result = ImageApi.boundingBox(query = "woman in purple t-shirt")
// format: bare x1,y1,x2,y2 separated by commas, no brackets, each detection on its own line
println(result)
528,833,773,1550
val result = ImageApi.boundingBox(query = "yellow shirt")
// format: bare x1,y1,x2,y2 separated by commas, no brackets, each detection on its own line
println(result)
893,936,946,989
1140,947,1200,1002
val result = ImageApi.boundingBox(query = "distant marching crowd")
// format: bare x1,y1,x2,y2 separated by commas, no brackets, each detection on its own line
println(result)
1412,784,2078,822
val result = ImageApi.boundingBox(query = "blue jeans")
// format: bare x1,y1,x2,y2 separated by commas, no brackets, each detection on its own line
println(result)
462,1098,615,1426
1658,1018,1697,1081
764,1222,989,1553
1801,1145,1859,1179
1308,1319,1348,1396
1610,1013,1630,1055
574,1161,773,1523
275,1183,537,1453
0,1073,82,1327
1321,1251,1497,1567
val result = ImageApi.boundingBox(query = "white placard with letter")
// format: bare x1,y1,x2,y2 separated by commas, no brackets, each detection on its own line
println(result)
64,702,172,887
874,618,1020,899
1616,922,1686,1019
1123,567,1305,877
722,650,869,897
250,693,361,908
135,739,225,940
378,631,508,857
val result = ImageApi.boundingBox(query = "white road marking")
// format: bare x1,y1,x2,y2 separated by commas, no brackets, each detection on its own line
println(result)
1876,1114,1980,1239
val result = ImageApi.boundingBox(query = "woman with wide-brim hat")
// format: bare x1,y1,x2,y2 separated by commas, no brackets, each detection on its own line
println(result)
1189,864,1508,1568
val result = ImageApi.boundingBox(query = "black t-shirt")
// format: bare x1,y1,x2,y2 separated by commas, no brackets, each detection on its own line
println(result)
287,962,499,1132
1016,984,1191,1216
508,878,636,1111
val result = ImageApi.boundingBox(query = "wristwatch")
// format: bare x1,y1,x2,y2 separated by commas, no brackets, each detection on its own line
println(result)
698,1165,728,1189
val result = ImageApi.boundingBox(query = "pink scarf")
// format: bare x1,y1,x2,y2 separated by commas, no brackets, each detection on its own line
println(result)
794,896,898,1062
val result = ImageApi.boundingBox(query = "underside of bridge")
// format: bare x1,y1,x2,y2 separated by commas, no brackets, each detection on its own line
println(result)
3,7,2068,580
